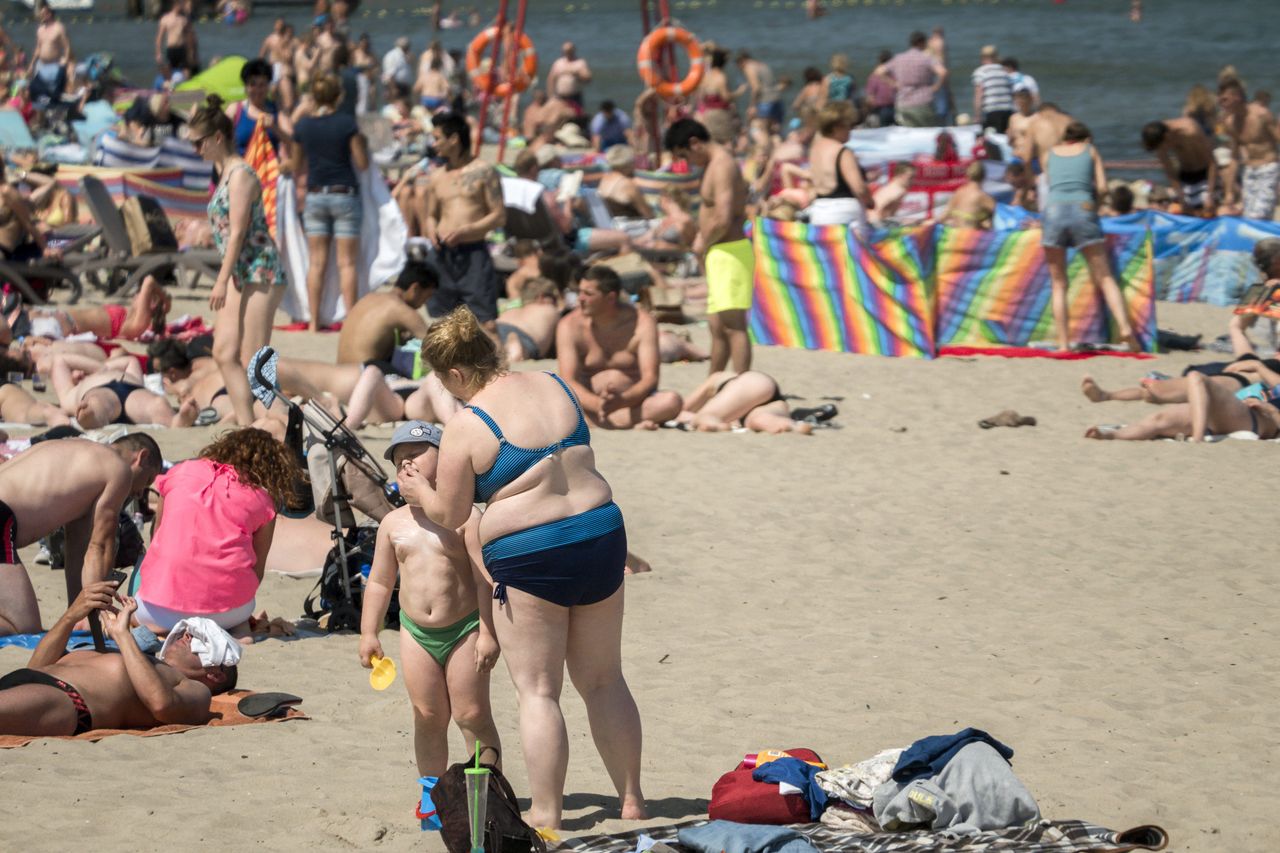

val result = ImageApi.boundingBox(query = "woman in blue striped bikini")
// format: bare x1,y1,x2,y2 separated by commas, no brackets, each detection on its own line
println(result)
397,306,647,831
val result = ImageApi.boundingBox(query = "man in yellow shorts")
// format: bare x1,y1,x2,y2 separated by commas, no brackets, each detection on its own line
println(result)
664,118,754,374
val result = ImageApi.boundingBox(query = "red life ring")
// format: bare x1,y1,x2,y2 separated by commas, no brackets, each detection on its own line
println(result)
636,27,705,102
466,27,537,98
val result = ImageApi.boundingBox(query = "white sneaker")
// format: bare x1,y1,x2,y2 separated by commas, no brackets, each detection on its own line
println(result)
34,544,51,565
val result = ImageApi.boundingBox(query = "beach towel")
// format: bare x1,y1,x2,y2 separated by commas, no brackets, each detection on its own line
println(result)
0,108,37,151
276,169,407,326
94,132,213,191
0,689,306,749
244,120,279,238
551,819,1169,853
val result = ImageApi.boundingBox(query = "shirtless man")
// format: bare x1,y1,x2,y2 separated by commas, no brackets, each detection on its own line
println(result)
0,433,161,636
556,266,682,429
870,162,916,225
0,584,237,736
1005,90,1035,161
260,19,298,110
1022,102,1073,170
1219,79,1279,220
154,0,196,77
27,3,71,103
414,56,451,113
736,51,785,128
1141,117,1217,212
417,40,454,92
664,118,753,374
424,112,506,331
927,26,953,125
336,261,437,366
497,277,561,364
547,42,592,113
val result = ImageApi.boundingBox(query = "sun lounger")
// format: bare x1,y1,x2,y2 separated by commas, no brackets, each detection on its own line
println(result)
79,174,221,295
0,222,107,304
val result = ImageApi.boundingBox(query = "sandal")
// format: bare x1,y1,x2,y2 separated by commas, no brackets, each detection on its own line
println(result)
237,692,303,719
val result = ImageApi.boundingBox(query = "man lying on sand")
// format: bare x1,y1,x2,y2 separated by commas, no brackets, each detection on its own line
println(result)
556,266,682,429
0,433,161,635
0,583,237,736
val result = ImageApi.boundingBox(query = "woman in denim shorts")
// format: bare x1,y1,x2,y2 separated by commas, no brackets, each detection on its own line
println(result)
1042,121,1140,352
290,73,369,331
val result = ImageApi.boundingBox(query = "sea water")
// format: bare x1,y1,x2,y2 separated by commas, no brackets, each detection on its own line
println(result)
2,0,1274,161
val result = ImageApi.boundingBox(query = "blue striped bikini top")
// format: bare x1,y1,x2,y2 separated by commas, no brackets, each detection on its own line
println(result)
467,373,591,503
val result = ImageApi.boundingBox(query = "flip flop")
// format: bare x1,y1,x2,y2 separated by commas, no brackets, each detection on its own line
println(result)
194,407,220,427
791,403,838,423
247,346,280,408
237,692,302,719
979,410,1037,429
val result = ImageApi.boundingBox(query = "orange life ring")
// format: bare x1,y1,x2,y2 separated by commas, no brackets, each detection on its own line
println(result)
636,27,705,102
466,27,537,98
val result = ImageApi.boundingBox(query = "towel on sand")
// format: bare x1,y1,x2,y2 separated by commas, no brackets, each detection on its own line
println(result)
0,689,307,749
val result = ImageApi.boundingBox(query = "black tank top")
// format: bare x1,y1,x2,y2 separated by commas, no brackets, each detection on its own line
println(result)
817,148,855,200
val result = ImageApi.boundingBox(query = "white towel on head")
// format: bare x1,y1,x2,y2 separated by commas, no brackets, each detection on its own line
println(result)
158,618,243,667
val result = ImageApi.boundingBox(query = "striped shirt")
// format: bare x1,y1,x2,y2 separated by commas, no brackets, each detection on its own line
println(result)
971,62,1013,114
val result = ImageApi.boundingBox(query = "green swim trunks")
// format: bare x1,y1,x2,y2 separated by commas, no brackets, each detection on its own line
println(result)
399,609,481,668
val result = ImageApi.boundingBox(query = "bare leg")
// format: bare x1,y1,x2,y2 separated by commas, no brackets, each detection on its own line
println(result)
490,587,570,829
624,551,652,574
213,283,253,425
658,329,709,363
1044,246,1071,350
1081,375,1150,403
442,630,502,770
404,372,461,425
565,585,647,821
0,563,41,635
0,384,68,426
306,234,333,332
335,236,361,315
1186,371,1256,442
745,403,812,434
1082,242,1139,350
707,312,730,374
399,625,453,778
345,366,400,430
719,309,752,373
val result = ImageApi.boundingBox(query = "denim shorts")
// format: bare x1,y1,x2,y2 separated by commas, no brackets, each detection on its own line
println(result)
1041,201,1104,250
303,191,362,238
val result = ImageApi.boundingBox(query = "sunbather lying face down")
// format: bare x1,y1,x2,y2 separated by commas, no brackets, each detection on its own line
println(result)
677,370,813,434
0,583,236,737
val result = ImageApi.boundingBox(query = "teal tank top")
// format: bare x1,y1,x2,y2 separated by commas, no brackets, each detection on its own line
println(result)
1047,144,1096,204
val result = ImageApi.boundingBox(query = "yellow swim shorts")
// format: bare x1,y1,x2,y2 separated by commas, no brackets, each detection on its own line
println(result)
704,238,755,315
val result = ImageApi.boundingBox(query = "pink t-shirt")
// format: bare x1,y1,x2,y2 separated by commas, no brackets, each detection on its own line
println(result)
137,458,276,613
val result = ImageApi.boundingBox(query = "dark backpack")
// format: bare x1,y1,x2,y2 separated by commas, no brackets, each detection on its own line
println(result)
303,526,399,632
434,750,546,853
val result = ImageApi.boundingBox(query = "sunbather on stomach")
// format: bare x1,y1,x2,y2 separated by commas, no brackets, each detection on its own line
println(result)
676,370,815,434
0,582,237,737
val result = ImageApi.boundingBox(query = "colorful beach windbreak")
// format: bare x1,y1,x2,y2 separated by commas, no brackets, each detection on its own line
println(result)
749,218,1157,359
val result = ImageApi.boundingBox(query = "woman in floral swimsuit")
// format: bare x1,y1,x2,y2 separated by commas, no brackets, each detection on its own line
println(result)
188,95,288,425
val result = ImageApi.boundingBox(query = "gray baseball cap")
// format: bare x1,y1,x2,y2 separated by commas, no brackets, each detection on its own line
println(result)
383,420,443,461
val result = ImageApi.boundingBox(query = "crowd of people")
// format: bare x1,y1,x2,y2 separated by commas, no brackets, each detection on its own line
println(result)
1,3,1279,839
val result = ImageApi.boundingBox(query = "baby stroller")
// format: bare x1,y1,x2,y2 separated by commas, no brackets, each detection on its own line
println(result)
250,347,404,632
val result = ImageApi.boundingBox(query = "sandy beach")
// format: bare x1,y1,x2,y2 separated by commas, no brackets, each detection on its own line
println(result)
0,288,1271,852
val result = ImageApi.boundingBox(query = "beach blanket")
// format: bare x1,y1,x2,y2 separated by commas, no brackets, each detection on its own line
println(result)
552,819,1168,853
94,132,214,191
0,689,307,749
0,108,37,151
276,169,407,326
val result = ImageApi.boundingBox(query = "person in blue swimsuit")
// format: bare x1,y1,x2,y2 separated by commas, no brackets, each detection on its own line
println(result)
398,306,647,831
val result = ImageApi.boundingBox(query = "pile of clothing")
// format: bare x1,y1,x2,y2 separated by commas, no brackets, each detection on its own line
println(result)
711,728,1040,836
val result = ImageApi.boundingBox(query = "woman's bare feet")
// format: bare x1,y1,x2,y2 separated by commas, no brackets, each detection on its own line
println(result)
1084,426,1115,440
1081,376,1109,402
624,551,652,575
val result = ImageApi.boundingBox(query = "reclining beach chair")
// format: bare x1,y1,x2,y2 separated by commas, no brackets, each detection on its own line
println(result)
79,174,221,296
0,223,106,304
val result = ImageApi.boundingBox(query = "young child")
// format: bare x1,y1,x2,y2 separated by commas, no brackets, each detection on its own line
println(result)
359,421,501,776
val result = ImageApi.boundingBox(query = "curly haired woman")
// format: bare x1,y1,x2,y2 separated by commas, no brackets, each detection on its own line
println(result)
133,429,297,638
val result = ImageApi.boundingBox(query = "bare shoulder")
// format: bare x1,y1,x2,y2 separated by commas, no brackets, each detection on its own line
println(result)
557,307,585,333
633,304,657,333
378,504,414,532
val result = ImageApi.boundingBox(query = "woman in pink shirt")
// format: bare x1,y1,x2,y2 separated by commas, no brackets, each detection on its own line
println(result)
134,429,296,636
